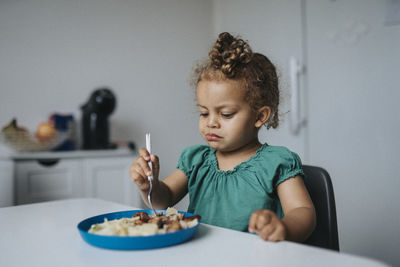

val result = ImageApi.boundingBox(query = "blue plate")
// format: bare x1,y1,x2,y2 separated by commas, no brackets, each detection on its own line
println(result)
77,209,200,250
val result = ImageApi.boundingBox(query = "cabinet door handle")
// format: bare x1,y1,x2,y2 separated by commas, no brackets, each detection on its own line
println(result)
37,159,60,167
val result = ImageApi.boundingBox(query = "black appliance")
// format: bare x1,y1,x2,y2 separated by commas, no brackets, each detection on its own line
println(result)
81,88,116,150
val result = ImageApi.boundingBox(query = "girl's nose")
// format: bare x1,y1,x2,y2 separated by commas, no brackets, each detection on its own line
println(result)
207,115,219,128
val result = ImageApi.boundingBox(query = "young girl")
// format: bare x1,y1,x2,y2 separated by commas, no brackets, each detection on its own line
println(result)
130,32,316,242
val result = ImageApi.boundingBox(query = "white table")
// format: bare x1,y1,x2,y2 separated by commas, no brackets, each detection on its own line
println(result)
0,198,389,267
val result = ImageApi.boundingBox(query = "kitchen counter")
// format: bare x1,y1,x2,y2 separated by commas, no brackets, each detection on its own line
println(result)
4,147,135,160
0,198,389,267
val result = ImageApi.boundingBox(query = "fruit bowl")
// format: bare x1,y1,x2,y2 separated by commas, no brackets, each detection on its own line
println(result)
0,119,69,152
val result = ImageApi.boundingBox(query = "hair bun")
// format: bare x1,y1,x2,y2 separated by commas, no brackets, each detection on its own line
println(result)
209,32,253,78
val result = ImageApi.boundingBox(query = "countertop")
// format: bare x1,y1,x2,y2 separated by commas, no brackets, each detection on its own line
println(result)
0,147,135,160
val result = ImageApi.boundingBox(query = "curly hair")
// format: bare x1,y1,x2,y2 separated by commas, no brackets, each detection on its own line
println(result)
194,32,280,129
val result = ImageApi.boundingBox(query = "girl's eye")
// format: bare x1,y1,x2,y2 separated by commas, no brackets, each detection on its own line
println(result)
222,113,233,118
200,113,208,117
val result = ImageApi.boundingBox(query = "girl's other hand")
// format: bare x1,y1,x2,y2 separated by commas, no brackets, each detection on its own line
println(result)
248,209,287,242
129,147,160,192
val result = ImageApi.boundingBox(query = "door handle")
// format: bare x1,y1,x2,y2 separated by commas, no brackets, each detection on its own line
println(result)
289,56,305,135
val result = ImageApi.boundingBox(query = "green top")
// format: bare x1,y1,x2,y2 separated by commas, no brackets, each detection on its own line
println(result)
177,143,304,232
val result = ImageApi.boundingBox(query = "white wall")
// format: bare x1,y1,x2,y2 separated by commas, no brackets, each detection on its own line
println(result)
0,0,213,209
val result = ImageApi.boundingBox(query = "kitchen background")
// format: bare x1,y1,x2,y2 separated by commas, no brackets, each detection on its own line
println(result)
0,0,399,266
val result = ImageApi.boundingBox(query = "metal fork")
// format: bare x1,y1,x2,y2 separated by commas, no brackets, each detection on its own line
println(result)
146,133,157,215
147,176,156,215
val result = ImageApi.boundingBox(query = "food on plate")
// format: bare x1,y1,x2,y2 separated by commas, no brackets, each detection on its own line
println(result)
88,207,200,236
35,122,57,142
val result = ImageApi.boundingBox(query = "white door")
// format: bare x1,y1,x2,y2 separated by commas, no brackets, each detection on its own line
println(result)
213,0,307,159
306,1,400,265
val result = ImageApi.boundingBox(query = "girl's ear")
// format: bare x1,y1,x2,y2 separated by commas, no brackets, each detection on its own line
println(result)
255,106,271,128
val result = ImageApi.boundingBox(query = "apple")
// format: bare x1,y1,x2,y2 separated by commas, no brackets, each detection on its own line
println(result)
35,122,57,142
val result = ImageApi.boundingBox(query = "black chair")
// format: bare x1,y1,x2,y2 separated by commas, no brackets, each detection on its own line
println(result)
302,165,340,251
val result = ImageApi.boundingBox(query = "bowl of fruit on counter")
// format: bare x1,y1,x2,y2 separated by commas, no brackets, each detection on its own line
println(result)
0,118,69,152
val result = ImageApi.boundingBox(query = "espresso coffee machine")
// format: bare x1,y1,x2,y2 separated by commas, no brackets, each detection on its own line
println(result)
81,88,116,150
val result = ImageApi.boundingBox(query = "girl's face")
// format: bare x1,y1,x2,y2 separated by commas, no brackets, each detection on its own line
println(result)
196,80,260,153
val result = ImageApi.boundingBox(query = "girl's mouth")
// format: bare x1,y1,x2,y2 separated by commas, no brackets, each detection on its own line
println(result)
205,133,221,141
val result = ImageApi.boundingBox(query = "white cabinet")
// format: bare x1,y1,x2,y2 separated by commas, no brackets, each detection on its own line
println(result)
12,149,143,208
15,159,83,204
83,157,139,206
0,160,14,207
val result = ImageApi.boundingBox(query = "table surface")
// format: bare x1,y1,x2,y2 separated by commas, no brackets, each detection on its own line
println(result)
0,198,389,267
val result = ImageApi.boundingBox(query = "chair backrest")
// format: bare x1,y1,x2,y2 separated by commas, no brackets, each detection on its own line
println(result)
302,165,340,251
